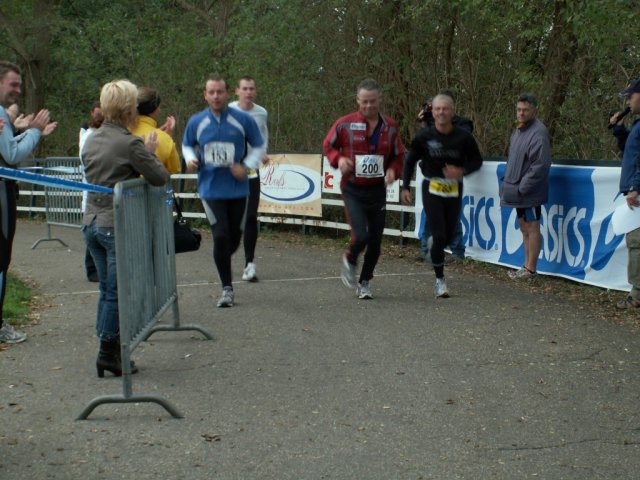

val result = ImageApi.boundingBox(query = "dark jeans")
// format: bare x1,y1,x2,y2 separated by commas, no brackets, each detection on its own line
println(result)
85,247,97,279
83,220,119,342
342,182,386,283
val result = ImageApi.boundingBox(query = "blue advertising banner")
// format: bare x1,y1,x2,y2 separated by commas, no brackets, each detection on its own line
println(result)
414,161,629,291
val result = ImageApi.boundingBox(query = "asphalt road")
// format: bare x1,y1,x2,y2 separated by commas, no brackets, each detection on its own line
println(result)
1,221,639,479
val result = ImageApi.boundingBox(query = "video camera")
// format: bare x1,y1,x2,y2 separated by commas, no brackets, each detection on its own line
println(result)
417,98,434,126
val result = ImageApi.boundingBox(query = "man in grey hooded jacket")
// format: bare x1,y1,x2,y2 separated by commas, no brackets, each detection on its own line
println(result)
500,92,552,279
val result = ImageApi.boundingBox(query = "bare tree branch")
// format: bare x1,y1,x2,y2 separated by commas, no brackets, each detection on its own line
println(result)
0,8,32,62
175,0,234,36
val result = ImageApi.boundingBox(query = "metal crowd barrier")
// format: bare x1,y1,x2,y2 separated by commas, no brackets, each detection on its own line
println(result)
77,178,213,420
31,157,84,249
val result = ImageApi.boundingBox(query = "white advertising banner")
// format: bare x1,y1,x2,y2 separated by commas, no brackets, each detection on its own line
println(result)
413,161,629,291
322,156,400,203
259,153,322,217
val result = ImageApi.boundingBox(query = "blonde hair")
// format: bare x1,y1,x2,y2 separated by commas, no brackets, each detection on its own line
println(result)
99,79,138,126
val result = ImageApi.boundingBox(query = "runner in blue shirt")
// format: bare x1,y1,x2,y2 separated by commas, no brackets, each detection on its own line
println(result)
182,74,265,307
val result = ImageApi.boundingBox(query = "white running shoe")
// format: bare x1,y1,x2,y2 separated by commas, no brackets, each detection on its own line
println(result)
356,280,373,299
341,253,356,289
0,324,27,344
434,278,450,298
217,286,234,308
508,266,536,279
507,266,526,279
242,262,258,282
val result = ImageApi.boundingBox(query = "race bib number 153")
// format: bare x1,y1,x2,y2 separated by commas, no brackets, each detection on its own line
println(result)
204,142,235,167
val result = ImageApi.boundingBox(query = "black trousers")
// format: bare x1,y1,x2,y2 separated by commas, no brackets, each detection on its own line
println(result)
342,182,386,283
203,197,248,288
243,176,260,265
422,180,462,278
0,180,18,327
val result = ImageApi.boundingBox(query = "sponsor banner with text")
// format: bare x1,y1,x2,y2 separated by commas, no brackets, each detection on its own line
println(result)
259,153,322,217
413,161,629,291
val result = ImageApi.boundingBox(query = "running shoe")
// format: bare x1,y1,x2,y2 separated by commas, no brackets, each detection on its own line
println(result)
434,277,450,298
510,267,537,279
0,324,27,344
242,262,258,282
356,280,373,299
616,295,640,309
507,266,526,279
341,253,356,289
217,286,234,308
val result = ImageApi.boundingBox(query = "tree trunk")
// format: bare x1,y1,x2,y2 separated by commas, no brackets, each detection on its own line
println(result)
0,2,53,112
539,0,578,140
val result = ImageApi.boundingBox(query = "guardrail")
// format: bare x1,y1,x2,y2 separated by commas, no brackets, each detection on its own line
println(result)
17,157,417,241
168,173,417,238
30,157,85,249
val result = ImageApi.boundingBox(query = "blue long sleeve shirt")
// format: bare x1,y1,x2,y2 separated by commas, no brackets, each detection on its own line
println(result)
613,118,640,194
0,106,41,167
182,107,264,200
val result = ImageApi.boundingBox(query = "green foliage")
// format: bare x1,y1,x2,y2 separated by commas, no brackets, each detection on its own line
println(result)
0,0,638,159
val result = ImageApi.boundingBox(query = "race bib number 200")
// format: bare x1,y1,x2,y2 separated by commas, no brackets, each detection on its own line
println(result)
203,142,235,167
354,154,384,178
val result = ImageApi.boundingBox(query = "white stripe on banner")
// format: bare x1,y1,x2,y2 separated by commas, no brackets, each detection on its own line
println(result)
0,167,113,194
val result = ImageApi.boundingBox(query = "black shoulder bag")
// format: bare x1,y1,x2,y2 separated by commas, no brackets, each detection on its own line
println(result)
172,192,202,253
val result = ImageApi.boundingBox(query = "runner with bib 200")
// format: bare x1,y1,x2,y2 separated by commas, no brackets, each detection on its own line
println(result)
182,74,265,308
401,93,482,298
323,79,404,300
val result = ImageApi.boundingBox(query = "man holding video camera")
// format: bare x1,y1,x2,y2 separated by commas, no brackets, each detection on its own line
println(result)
610,78,640,309
416,95,472,262
402,93,482,298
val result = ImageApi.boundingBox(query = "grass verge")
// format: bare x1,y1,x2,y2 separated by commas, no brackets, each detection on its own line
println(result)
4,272,32,326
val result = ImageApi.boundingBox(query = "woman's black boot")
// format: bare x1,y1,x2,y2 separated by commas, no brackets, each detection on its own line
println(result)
96,340,139,377
96,340,121,378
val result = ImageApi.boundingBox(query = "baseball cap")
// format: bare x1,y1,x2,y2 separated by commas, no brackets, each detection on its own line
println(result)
619,79,640,97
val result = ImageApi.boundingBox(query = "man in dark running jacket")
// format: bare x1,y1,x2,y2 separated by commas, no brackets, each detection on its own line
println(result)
401,93,482,298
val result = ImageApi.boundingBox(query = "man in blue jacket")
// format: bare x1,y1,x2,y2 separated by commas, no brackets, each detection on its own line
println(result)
0,61,56,343
610,79,640,309
182,74,264,308
500,93,552,279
